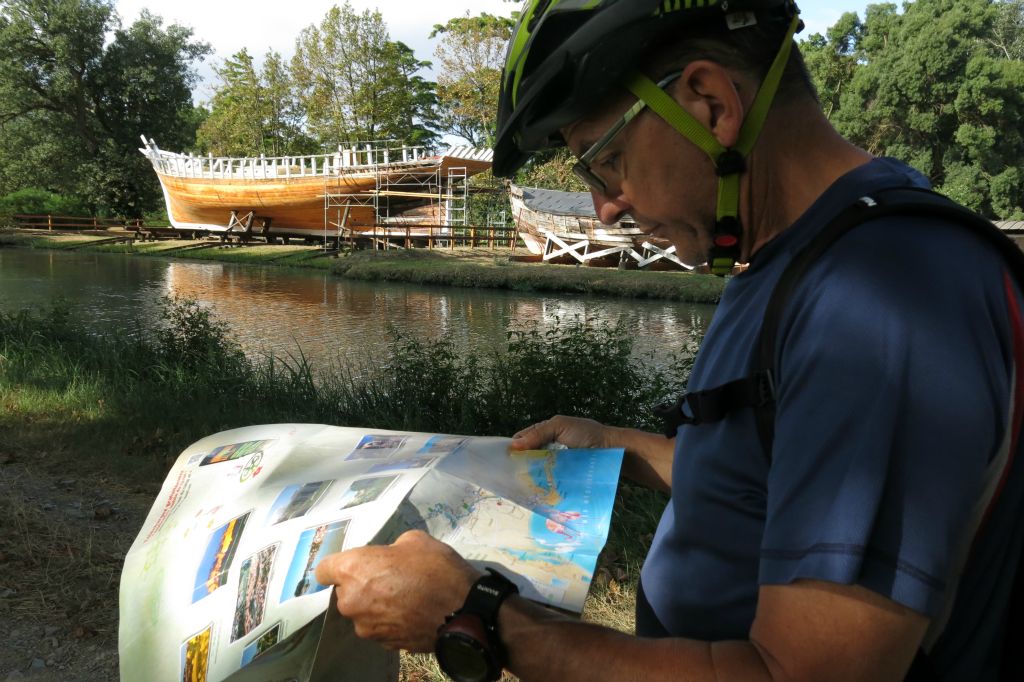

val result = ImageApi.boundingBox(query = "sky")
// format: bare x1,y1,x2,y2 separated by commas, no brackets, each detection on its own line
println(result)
112,0,871,105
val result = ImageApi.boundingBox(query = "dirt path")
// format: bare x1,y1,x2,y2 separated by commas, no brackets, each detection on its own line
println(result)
0,455,158,681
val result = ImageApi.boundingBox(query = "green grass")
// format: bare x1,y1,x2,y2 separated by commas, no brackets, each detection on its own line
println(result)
0,229,726,303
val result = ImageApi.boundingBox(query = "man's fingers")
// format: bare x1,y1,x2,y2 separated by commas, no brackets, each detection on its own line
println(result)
315,547,363,586
510,419,553,450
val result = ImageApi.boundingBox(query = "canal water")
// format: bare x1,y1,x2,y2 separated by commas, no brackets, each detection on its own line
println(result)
0,249,713,369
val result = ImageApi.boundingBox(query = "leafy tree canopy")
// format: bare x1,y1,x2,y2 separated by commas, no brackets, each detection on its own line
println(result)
290,1,438,149
430,12,514,147
0,0,210,217
802,0,1024,219
197,49,313,157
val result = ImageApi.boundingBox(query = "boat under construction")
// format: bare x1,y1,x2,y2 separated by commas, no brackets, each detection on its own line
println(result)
509,184,689,270
139,136,493,242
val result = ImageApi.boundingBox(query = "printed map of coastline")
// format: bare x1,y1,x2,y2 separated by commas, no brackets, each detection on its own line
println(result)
119,425,624,682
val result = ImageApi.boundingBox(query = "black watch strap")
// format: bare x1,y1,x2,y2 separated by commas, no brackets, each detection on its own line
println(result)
462,568,519,620
435,568,519,682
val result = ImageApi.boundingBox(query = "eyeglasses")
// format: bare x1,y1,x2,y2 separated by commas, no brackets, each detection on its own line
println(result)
571,72,682,196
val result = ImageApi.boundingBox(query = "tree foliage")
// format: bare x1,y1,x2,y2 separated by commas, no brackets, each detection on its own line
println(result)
0,0,209,217
430,12,514,147
291,1,438,148
197,49,311,156
803,0,1024,219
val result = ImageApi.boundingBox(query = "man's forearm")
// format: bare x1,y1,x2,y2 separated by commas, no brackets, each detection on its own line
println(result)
606,426,674,492
498,597,771,682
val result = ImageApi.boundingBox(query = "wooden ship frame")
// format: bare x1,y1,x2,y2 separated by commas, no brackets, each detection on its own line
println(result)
508,184,690,269
139,136,492,244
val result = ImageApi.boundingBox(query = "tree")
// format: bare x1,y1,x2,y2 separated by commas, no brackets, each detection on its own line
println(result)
800,12,861,120
0,0,209,216
806,0,1024,219
0,0,112,156
261,51,311,156
430,12,514,147
89,10,210,215
198,50,312,157
291,2,438,148
989,0,1024,60
196,49,264,156
515,148,588,193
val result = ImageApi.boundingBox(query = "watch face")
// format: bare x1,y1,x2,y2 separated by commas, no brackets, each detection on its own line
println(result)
436,632,491,682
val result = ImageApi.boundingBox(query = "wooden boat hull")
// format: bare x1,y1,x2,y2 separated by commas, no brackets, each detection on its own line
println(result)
155,173,378,233
509,185,676,257
142,139,491,239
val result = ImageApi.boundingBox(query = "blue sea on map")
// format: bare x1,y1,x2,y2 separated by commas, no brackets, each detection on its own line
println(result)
436,446,622,575
524,450,620,570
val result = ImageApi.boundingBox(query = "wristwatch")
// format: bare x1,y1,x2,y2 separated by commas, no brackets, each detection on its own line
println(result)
435,568,519,682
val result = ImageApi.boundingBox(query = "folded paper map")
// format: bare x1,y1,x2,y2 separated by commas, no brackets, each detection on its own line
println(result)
119,424,624,682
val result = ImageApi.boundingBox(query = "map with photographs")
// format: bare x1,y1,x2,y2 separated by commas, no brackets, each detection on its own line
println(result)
119,424,623,682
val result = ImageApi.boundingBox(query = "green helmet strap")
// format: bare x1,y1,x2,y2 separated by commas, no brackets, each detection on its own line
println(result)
625,12,801,275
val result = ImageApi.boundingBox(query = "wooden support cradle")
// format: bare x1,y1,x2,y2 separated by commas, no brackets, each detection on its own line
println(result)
542,231,691,270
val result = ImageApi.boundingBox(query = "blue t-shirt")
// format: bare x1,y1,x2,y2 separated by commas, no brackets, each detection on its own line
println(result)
639,158,1024,679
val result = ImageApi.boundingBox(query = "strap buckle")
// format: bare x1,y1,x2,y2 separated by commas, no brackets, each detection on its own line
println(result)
652,370,776,438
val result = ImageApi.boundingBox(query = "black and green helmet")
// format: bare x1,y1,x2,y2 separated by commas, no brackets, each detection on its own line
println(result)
494,0,803,274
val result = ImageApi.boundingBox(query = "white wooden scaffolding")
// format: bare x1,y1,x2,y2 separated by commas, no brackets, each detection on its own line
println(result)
542,231,692,270
322,143,470,250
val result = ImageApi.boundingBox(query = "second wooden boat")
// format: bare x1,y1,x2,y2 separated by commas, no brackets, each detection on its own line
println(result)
509,184,688,269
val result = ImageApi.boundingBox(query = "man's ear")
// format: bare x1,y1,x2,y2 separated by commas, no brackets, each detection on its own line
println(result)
672,60,745,148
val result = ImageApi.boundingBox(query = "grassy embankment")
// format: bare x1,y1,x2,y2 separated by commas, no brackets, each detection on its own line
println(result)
0,229,726,304
0,298,700,680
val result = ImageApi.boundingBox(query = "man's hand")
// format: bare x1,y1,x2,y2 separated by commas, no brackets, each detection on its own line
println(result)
510,415,612,451
512,415,676,492
315,530,482,652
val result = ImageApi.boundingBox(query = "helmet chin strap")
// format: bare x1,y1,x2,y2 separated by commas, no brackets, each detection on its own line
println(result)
625,12,801,276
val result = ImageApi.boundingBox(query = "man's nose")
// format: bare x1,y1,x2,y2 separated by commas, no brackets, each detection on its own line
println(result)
591,190,632,225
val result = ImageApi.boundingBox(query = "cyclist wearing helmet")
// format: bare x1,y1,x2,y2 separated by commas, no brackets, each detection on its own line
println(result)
316,2,1024,680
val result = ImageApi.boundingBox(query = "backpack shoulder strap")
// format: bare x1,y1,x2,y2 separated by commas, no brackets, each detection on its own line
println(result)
655,186,1024,452
754,187,1024,458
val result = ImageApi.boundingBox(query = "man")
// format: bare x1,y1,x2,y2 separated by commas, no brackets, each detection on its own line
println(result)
316,1,1024,679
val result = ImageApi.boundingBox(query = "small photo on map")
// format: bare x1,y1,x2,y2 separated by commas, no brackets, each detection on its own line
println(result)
368,456,436,474
200,439,274,466
266,481,332,525
180,624,212,682
417,435,467,455
231,543,279,643
240,622,281,667
338,475,399,510
193,512,250,603
344,435,407,461
280,519,350,602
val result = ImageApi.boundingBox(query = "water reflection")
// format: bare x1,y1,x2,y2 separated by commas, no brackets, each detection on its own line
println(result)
0,249,714,369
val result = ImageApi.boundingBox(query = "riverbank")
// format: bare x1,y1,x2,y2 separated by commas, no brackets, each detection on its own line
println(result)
0,229,726,304
0,300,683,680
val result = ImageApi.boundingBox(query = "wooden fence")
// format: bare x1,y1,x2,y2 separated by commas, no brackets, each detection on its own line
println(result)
10,214,172,231
10,214,144,230
343,224,522,251
7,213,524,250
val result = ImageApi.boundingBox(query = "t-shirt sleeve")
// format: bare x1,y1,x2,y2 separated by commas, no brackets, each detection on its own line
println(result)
758,220,1015,617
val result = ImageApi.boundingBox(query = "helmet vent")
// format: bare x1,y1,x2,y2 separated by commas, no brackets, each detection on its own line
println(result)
527,0,554,33
725,11,758,30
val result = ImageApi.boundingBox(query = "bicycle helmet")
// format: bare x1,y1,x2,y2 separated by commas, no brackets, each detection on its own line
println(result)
494,0,803,274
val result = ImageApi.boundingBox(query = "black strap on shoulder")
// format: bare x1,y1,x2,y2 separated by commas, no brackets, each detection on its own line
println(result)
756,187,1024,458
656,186,1024,458
652,371,774,438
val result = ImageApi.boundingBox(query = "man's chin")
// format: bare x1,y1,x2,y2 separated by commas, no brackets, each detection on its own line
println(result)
669,241,708,269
